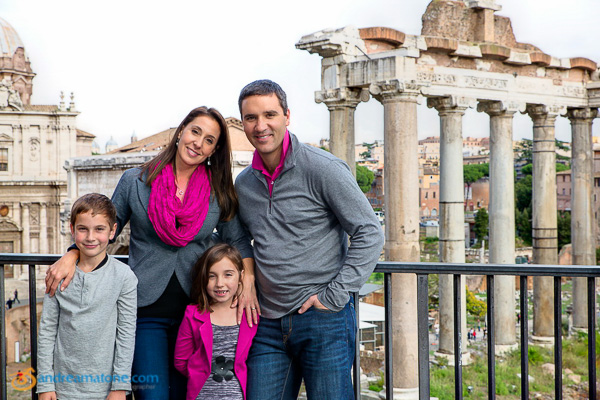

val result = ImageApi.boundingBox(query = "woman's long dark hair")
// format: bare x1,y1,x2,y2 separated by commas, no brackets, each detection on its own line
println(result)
190,243,245,313
140,107,238,221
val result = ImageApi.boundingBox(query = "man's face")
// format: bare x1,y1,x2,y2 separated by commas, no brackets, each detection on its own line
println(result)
241,93,290,160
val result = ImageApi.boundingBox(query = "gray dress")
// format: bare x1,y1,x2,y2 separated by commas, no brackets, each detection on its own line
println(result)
197,324,243,400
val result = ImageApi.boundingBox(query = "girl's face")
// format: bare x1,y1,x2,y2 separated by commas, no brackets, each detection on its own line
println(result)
207,257,241,306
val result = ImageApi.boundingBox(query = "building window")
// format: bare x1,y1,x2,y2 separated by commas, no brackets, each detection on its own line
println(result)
425,192,428,199
433,192,436,199
562,188,566,195
0,148,7,172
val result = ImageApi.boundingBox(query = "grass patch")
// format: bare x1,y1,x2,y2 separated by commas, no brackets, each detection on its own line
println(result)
429,333,597,399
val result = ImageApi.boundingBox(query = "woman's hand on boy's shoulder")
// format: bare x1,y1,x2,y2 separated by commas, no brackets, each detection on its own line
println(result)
45,250,79,296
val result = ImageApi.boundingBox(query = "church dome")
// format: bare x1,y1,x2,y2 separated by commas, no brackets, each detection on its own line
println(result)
0,17,25,57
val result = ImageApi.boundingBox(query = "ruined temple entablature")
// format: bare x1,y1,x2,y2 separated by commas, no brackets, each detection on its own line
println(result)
296,0,599,108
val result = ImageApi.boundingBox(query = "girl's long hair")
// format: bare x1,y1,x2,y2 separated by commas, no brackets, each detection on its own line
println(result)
190,243,245,313
139,106,238,221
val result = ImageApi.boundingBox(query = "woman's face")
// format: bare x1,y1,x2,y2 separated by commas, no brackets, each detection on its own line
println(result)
175,115,221,170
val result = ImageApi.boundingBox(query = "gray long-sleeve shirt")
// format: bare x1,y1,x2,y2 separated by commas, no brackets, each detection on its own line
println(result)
235,132,385,318
37,256,138,399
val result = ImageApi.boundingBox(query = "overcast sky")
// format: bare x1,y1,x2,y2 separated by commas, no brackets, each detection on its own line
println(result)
1,0,598,150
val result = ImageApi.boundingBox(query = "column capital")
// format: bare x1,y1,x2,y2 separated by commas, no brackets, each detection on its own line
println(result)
315,87,369,109
525,104,566,119
20,202,30,210
369,79,425,104
566,107,598,122
427,96,475,114
477,100,525,116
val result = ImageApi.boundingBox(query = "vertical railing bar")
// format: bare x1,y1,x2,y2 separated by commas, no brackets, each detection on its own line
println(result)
417,273,430,400
487,275,495,400
520,276,529,400
353,291,361,400
453,274,463,400
29,264,38,400
1,263,7,400
385,272,393,400
554,276,562,400
588,276,597,400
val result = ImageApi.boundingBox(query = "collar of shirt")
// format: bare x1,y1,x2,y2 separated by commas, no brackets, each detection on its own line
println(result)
251,130,291,196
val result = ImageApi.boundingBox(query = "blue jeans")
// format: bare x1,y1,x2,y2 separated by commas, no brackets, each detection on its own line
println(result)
247,300,356,400
131,317,187,400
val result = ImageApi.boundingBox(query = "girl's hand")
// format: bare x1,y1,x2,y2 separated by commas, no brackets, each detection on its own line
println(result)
231,258,260,327
45,250,79,296
39,391,57,400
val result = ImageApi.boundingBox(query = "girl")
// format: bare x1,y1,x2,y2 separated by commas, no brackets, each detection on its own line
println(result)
175,243,258,400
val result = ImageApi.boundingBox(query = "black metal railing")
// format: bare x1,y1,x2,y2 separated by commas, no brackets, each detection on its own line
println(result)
1,254,599,400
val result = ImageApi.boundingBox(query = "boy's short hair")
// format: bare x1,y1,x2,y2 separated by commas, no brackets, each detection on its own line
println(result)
70,193,117,226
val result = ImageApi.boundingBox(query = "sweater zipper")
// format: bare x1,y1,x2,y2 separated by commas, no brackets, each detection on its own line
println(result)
268,180,274,214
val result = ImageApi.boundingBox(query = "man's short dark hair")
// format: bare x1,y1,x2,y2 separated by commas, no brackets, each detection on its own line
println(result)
70,193,117,227
238,79,288,114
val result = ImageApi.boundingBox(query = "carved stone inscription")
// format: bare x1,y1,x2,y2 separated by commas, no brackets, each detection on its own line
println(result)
417,72,507,90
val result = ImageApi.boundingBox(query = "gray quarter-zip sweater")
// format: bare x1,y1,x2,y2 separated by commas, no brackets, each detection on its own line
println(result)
37,256,137,399
235,132,384,318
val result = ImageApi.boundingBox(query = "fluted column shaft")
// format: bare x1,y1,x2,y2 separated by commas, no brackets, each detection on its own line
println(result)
317,88,368,177
428,97,467,355
373,82,420,391
568,107,598,329
479,101,517,347
527,105,560,339
40,203,48,254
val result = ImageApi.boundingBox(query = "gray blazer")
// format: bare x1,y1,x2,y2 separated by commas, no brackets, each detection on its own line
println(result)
112,168,253,308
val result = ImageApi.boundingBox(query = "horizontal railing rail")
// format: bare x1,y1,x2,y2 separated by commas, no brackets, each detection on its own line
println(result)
1,254,599,400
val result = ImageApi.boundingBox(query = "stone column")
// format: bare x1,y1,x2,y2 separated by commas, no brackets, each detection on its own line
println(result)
21,203,30,254
567,107,598,329
478,101,521,350
427,96,470,357
316,88,370,176
40,202,48,254
526,104,562,341
371,80,420,398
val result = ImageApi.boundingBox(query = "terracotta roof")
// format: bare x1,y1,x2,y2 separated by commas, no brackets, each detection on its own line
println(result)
76,129,95,139
109,117,254,154
109,128,175,154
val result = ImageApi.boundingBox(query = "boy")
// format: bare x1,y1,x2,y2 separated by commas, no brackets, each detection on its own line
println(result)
37,193,137,400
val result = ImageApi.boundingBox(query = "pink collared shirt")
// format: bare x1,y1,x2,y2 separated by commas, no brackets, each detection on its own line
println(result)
251,130,291,196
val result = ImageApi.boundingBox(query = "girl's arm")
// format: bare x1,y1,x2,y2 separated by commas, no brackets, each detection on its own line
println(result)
173,312,195,376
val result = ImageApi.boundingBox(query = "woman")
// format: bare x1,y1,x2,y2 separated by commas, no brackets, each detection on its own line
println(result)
45,107,260,399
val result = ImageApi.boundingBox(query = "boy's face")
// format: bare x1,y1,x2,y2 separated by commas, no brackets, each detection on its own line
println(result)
70,211,116,262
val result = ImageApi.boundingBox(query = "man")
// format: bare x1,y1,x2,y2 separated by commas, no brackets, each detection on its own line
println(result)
235,80,384,400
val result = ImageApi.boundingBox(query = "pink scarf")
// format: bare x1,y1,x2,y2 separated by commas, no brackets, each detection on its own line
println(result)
148,163,210,247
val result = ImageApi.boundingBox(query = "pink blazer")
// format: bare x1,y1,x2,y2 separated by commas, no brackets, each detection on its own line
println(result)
174,305,258,400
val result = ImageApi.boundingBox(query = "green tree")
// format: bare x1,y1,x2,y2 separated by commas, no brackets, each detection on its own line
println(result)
466,289,487,318
515,207,532,245
356,164,375,193
515,174,533,211
474,208,488,243
556,163,569,173
557,211,571,252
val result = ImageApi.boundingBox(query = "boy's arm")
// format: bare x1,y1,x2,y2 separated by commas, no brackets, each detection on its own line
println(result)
36,295,60,394
39,391,57,400
111,271,137,392
106,390,126,400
